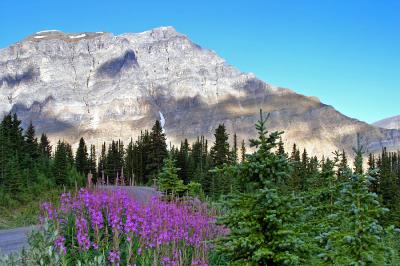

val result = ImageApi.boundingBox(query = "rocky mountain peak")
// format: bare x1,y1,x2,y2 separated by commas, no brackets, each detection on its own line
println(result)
26,30,107,43
0,27,399,156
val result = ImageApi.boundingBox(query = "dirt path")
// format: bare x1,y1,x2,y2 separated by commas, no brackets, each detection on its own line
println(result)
0,186,158,255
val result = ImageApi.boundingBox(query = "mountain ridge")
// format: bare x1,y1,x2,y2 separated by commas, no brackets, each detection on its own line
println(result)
1,26,399,157
374,115,400,130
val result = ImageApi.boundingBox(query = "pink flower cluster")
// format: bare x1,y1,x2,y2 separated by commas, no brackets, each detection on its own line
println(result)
40,189,223,265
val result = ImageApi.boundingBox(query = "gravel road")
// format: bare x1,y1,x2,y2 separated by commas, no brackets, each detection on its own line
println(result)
0,186,158,255
0,226,34,255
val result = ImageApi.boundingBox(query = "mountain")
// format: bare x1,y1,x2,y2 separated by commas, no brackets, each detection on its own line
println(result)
1,27,399,157
374,115,400,130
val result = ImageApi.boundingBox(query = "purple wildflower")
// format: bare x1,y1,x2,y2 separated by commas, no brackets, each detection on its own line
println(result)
76,216,91,250
54,235,66,254
108,250,120,265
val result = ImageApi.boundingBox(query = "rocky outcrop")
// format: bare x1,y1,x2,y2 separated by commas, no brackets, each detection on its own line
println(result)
1,27,399,157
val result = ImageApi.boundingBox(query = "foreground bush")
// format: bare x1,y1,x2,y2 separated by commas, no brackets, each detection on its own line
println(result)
6,189,223,266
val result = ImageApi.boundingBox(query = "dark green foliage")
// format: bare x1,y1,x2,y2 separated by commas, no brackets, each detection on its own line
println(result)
157,156,185,196
97,142,107,183
216,110,303,265
177,139,191,183
148,120,168,178
289,144,302,190
276,137,286,157
210,124,230,167
75,137,89,176
88,145,97,180
240,139,246,162
104,140,124,183
377,148,400,226
38,133,52,159
53,141,72,186
336,150,350,180
24,121,39,163
318,172,389,265
230,133,238,163
0,114,85,226
353,133,364,175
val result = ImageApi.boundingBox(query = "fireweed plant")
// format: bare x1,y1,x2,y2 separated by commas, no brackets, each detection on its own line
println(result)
38,189,224,265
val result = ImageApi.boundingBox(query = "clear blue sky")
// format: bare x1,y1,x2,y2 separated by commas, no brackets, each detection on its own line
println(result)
0,0,399,123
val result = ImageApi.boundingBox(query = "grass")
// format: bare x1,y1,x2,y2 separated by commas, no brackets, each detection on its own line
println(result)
0,188,62,229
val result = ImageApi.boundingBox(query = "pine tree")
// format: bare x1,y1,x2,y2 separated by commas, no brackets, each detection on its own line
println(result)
65,143,74,166
0,125,6,187
105,141,118,183
75,137,89,176
353,133,364,175
38,133,52,159
147,120,168,178
289,143,302,190
177,139,191,183
210,124,230,168
367,153,379,193
97,142,107,183
319,172,389,264
240,139,246,162
124,138,136,184
300,148,309,189
24,121,39,162
10,114,25,156
216,110,303,265
3,156,24,197
230,133,238,163
379,148,400,225
88,144,97,181
337,150,350,180
157,156,185,197
53,141,70,185
276,137,286,157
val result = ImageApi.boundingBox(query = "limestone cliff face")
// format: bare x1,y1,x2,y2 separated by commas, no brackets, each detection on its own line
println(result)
1,27,399,156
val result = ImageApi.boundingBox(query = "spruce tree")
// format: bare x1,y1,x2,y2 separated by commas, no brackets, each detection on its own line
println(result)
38,133,52,159
289,143,302,190
216,110,303,265
157,156,185,197
379,148,400,225
65,143,74,166
88,144,97,181
24,121,39,162
177,139,190,183
75,137,89,176
240,139,246,162
337,150,350,181
276,137,286,157
353,133,364,175
210,124,230,167
148,120,168,178
367,153,379,193
319,172,389,264
230,133,238,163
124,138,136,184
53,141,70,185
97,142,107,182
3,156,24,197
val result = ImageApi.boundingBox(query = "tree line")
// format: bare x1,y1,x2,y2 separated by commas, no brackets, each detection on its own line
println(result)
1,112,400,225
